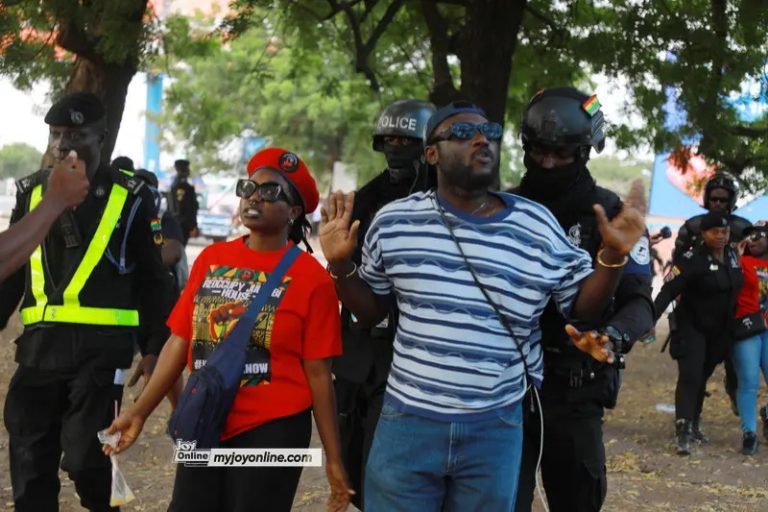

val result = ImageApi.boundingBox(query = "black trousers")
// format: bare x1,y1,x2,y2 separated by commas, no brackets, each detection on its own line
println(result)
168,408,312,512
3,364,124,512
334,370,387,510
675,324,729,421
517,391,607,512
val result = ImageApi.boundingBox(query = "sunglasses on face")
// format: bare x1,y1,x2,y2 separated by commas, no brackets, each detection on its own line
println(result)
235,179,289,202
748,232,768,241
429,122,503,143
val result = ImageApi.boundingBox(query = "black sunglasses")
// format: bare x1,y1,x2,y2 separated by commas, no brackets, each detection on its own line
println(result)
748,231,768,241
236,179,289,202
429,122,503,143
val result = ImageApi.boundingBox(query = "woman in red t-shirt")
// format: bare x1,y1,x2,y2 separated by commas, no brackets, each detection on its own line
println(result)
733,223,768,455
104,148,352,511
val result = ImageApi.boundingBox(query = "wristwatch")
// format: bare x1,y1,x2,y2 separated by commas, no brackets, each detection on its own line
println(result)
602,325,630,368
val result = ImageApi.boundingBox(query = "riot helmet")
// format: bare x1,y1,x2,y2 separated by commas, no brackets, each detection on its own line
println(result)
521,87,605,162
704,172,738,212
372,99,435,183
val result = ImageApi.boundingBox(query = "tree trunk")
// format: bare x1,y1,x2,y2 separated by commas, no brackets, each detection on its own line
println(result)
457,0,525,123
65,57,138,166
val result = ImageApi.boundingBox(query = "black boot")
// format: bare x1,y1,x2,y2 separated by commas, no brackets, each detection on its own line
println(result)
742,432,758,456
692,418,709,445
760,404,768,443
676,419,693,455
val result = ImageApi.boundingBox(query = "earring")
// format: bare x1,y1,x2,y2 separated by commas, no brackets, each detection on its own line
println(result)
288,217,295,226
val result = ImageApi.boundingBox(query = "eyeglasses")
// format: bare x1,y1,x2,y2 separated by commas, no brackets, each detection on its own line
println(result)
235,179,289,202
429,122,503,143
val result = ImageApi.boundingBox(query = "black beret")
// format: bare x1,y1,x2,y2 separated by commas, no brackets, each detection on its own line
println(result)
44,92,105,127
174,159,190,168
111,156,135,172
700,211,729,231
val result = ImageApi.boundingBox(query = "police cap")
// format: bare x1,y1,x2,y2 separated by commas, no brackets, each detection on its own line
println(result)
44,92,105,127
700,211,729,231
372,100,435,151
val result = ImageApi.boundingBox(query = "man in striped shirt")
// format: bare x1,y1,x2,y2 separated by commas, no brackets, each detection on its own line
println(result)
320,101,646,511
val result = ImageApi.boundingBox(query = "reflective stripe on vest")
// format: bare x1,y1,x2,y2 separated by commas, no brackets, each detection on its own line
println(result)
20,182,140,326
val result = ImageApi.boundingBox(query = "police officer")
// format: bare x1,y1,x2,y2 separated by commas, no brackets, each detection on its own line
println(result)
331,98,435,509
673,173,750,416
654,211,743,454
511,88,654,512
168,158,199,245
0,92,173,512
674,173,751,260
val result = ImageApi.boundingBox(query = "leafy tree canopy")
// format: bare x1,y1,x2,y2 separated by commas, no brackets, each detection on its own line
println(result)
0,142,44,179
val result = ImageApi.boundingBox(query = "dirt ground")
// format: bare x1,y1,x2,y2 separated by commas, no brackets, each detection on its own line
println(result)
1,314,767,511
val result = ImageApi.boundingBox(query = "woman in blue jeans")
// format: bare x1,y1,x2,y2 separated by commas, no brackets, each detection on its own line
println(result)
733,223,768,455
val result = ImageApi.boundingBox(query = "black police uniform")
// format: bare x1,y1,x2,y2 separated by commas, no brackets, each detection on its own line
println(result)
513,174,654,512
0,164,173,512
331,167,432,509
168,176,199,245
654,244,743,425
673,212,751,410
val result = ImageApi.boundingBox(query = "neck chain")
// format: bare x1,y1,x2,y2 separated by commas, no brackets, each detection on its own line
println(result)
470,199,489,215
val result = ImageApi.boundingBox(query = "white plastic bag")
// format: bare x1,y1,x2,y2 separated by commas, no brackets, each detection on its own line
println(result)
97,429,136,507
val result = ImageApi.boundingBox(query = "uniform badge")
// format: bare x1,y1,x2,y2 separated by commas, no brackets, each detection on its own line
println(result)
683,249,693,259
629,237,650,265
664,265,681,283
709,264,719,271
151,217,164,245
69,109,85,125
567,222,582,247
277,151,299,172
94,186,106,198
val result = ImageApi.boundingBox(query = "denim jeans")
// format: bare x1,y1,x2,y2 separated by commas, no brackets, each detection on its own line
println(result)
364,401,523,511
732,331,768,433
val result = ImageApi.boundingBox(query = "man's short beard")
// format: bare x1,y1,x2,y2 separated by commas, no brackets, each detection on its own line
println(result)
440,162,495,191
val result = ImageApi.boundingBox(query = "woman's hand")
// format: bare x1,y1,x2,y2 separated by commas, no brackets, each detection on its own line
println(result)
101,409,146,456
325,458,354,512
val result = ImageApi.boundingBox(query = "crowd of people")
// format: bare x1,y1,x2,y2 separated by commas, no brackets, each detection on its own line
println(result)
0,87,765,512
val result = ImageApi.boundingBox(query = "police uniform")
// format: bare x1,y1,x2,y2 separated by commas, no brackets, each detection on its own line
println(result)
168,165,199,245
0,101,172,509
513,180,654,512
654,243,743,428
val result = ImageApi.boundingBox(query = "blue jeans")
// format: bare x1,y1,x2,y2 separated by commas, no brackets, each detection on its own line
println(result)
732,331,768,433
364,401,523,511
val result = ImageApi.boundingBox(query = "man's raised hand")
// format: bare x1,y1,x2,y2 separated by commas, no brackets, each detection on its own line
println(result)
595,179,647,256
319,190,360,264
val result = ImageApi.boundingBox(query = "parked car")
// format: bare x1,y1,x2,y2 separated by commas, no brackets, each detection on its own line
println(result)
197,210,234,243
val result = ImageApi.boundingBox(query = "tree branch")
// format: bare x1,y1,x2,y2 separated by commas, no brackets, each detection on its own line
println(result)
524,4,560,32
55,20,100,63
729,125,768,137
363,0,403,54
421,0,458,101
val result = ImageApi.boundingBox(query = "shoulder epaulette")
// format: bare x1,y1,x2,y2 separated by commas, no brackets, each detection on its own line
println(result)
112,168,146,196
15,168,51,195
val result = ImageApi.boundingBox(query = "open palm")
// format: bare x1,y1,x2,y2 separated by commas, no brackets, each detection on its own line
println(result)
319,190,361,264
595,179,647,255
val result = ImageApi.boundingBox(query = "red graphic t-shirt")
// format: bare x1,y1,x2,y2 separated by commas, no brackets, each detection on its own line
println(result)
736,255,768,321
167,237,342,439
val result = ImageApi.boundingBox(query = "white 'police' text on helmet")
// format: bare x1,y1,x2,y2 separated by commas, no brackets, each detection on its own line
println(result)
373,100,436,152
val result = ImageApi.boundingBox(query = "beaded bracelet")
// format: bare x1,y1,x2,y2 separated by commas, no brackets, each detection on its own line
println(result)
328,261,358,280
596,248,628,268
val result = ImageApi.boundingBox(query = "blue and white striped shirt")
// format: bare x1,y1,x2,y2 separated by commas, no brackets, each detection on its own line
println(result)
359,190,594,421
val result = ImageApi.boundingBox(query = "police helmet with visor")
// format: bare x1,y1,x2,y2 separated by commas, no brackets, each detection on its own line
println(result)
521,87,605,161
372,100,435,151
704,173,739,212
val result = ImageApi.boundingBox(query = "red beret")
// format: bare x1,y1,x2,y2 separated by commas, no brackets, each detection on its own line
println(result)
246,147,319,213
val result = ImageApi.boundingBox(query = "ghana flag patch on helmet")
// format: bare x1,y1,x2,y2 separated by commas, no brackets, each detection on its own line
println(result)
582,95,600,116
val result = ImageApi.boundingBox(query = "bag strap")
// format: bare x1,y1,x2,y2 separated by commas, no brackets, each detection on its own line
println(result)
223,244,301,350
431,194,532,385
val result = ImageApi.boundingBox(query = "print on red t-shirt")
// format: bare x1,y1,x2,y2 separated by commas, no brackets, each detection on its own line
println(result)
191,264,292,387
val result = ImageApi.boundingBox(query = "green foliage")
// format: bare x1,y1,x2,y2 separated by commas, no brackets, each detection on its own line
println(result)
157,9,431,185
0,143,44,179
